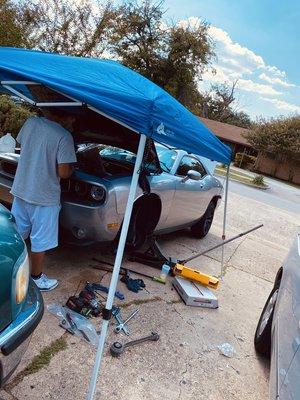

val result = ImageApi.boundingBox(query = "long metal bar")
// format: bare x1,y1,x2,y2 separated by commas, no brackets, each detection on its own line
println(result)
87,133,147,400
221,164,230,272
2,85,83,107
181,224,263,264
36,102,83,107
0,81,39,85
2,85,36,105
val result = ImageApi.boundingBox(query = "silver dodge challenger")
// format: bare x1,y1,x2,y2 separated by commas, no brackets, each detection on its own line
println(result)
0,140,223,249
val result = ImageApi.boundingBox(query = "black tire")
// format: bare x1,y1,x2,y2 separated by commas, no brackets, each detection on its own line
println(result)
125,204,148,252
191,201,216,238
254,284,279,357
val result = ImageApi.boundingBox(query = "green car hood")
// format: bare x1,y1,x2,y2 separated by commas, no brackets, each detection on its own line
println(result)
0,204,25,332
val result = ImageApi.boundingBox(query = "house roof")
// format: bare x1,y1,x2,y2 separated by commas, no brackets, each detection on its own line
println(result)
199,117,251,147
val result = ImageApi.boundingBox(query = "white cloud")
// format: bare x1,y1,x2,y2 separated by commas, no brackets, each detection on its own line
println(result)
259,72,296,88
208,26,265,72
264,65,286,78
179,17,299,116
237,79,282,95
201,67,282,96
178,16,202,30
260,98,300,113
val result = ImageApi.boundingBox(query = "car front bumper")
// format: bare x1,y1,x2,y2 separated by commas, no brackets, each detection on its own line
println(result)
0,280,44,386
60,198,121,243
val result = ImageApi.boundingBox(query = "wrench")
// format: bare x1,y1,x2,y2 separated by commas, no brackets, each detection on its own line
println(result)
112,307,129,335
110,332,159,357
114,309,139,335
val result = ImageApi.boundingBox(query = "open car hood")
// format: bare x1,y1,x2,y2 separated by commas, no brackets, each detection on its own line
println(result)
70,107,159,167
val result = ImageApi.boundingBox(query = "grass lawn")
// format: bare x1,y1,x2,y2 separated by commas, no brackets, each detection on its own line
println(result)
215,166,267,188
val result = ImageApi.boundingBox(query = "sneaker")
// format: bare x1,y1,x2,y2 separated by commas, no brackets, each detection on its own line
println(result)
33,273,58,292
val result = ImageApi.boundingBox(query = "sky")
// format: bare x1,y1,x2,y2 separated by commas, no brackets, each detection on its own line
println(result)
164,0,300,119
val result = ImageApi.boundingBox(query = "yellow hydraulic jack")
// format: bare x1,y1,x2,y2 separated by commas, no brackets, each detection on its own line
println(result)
129,224,263,289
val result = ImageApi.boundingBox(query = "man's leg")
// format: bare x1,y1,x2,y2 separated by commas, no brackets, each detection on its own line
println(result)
11,197,31,240
30,203,60,291
30,251,45,278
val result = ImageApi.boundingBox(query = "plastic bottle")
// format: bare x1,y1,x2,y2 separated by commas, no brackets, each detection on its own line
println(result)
0,133,16,153
159,263,171,282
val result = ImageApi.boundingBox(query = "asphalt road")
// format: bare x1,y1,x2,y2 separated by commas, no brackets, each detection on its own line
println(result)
224,178,300,215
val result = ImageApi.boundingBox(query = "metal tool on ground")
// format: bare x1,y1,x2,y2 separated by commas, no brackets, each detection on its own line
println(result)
60,312,91,342
180,224,264,264
66,290,102,317
91,258,165,284
112,307,129,335
110,332,160,357
114,308,139,334
129,224,264,289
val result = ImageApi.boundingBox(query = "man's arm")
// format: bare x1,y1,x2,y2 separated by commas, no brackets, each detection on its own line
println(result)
56,133,77,178
57,163,74,179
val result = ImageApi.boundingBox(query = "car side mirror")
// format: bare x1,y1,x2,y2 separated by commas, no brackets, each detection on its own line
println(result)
181,170,202,183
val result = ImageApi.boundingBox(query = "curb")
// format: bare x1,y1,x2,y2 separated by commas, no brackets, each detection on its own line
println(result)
214,173,270,190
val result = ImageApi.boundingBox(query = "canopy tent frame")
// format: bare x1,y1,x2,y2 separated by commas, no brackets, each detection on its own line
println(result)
221,164,230,274
0,74,231,400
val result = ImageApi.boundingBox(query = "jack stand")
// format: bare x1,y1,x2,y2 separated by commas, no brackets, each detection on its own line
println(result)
128,237,177,269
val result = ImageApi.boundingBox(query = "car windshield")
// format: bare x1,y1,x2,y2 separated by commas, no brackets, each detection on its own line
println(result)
155,143,177,172
99,146,136,164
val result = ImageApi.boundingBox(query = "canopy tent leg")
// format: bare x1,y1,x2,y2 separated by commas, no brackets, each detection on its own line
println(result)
221,163,230,275
87,133,147,400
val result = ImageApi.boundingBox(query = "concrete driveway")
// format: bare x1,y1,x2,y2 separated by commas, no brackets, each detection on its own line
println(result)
1,187,299,400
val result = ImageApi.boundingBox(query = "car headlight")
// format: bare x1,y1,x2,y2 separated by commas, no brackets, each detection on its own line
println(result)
90,185,106,202
15,253,30,304
74,181,87,196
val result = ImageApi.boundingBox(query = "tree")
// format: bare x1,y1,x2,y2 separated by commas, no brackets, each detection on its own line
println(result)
109,0,215,110
25,0,117,56
0,96,34,137
198,81,252,128
0,0,33,47
246,116,300,162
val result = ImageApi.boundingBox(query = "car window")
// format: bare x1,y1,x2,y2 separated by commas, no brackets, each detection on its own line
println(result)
155,143,177,172
176,156,207,177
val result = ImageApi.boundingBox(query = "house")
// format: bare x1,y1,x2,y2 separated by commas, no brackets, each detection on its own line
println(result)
198,117,255,157
199,116,300,185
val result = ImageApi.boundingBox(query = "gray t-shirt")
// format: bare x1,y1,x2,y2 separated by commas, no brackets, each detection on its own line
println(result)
11,116,77,206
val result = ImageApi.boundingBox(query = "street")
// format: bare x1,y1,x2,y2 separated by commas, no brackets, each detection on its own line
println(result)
216,169,300,215
1,182,299,400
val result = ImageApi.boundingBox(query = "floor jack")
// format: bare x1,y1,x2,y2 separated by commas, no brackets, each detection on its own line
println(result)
129,224,263,289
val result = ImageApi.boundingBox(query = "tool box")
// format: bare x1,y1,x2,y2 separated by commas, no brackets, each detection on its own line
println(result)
172,276,218,308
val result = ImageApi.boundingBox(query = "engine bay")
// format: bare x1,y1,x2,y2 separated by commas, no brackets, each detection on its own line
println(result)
75,143,136,177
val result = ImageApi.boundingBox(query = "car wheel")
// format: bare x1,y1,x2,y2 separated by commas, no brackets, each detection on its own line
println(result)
254,285,279,357
125,205,148,252
191,201,216,239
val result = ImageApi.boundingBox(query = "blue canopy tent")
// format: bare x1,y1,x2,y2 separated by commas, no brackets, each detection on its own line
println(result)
0,47,232,399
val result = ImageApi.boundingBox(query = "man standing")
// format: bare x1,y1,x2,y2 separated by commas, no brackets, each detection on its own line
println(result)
11,111,77,291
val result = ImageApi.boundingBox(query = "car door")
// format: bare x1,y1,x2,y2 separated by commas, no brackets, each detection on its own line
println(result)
271,234,300,399
165,155,209,228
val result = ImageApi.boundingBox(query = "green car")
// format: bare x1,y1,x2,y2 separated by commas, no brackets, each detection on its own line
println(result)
0,204,43,386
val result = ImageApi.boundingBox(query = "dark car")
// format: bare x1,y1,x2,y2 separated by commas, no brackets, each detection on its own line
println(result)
254,232,300,399
0,204,44,386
